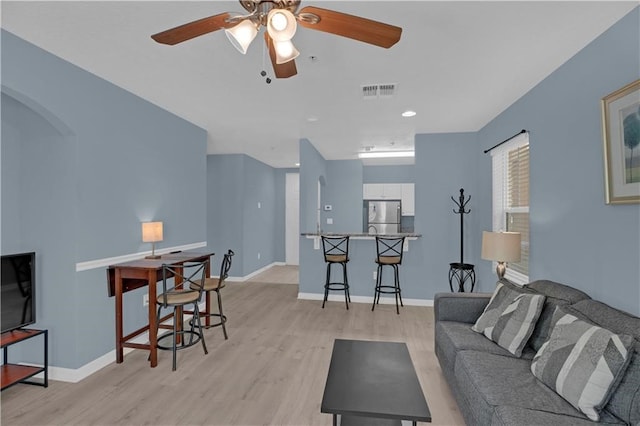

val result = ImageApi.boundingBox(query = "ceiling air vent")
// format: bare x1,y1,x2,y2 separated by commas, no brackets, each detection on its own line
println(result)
378,83,396,98
362,85,379,100
361,83,397,100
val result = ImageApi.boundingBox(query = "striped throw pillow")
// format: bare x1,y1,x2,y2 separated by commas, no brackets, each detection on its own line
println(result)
531,309,634,421
471,282,546,357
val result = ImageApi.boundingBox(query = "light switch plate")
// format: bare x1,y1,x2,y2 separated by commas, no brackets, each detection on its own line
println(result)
327,218,333,224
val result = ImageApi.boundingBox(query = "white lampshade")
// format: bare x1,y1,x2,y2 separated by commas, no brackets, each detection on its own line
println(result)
274,39,300,64
142,221,163,243
481,231,521,262
225,19,258,54
267,9,297,42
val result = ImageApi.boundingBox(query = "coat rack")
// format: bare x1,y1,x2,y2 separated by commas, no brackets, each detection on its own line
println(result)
448,188,476,292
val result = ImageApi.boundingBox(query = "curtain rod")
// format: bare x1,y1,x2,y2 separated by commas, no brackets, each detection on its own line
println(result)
483,129,528,154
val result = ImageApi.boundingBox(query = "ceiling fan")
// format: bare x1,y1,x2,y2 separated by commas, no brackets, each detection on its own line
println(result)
151,0,402,79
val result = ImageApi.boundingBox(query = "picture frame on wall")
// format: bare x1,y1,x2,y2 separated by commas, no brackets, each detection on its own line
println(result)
601,79,640,204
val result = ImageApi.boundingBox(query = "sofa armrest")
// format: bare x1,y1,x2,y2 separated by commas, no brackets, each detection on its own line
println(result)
434,292,492,324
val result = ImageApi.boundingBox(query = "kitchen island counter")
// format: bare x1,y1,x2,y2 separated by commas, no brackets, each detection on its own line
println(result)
299,232,425,304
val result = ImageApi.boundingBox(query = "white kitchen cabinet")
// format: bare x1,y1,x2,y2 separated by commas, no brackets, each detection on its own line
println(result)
401,183,415,216
383,184,402,199
363,183,403,199
363,184,384,199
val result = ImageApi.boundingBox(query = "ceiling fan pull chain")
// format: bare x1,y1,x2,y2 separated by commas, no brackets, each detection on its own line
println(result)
261,37,272,84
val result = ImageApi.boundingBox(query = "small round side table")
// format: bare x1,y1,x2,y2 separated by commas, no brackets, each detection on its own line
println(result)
448,262,476,292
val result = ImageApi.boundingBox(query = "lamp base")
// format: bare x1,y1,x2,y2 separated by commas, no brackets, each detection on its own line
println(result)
495,262,506,279
145,255,161,259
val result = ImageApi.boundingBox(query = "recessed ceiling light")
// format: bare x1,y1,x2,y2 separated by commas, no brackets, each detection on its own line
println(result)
307,116,318,122
402,110,416,117
358,151,415,159
295,162,300,167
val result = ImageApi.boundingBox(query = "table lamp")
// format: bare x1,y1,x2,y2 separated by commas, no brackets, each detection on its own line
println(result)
481,231,521,279
142,221,163,259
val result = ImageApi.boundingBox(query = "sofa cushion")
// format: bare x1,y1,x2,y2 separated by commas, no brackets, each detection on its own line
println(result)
434,292,492,323
454,351,585,426
436,321,536,371
491,405,624,425
570,299,640,341
471,282,545,356
531,307,634,421
569,299,640,425
526,280,591,351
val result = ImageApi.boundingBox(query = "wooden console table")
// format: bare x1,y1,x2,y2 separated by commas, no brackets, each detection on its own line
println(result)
106,250,213,368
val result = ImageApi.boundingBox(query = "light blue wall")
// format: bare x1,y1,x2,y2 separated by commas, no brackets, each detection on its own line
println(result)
299,139,327,233
207,155,245,275
475,7,640,315
1,30,208,368
207,154,285,277
299,135,477,299
414,132,480,291
299,8,640,316
322,160,363,233
242,155,279,274
363,165,415,183
1,92,78,365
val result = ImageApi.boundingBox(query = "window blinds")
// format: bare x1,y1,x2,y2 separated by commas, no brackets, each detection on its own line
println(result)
491,133,530,283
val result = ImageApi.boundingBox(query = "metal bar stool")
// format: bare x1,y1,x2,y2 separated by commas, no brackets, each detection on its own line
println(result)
188,249,234,340
372,236,406,314
321,236,351,310
155,260,209,371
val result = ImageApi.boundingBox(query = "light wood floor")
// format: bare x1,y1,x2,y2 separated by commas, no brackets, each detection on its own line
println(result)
1,266,464,426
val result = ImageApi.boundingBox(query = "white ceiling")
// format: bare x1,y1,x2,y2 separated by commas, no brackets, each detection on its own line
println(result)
2,1,636,168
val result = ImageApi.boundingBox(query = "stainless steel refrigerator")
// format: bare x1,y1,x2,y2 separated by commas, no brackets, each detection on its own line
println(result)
364,200,401,234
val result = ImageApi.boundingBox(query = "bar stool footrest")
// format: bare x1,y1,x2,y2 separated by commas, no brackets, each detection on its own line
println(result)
156,330,202,351
374,284,401,295
325,282,349,291
189,313,227,330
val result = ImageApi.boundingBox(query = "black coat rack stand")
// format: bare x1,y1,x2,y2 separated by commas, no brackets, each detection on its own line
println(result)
448,188,476,292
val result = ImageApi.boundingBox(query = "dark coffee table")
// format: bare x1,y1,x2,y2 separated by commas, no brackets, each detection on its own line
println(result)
321,339,431,426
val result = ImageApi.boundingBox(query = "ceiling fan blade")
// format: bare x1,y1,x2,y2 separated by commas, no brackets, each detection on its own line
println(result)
298,6,402,48
264,33,298,79
151,12,233,45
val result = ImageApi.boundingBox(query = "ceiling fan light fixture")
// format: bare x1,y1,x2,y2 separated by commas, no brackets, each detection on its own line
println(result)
225,19,258,54
274,39,300,64
267,9,297,41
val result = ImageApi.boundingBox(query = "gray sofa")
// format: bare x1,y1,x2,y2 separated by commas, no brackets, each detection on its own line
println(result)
434,279,640,425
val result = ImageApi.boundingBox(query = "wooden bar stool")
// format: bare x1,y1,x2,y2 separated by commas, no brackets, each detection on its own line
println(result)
321,236,351,310
372,236,406,314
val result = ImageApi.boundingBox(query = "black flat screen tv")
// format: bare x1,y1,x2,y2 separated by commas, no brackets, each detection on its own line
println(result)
1,252,36,333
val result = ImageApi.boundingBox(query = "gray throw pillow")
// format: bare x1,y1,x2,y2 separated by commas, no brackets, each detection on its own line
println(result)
603,343,640,425
471,282,546,357
531,308,634,421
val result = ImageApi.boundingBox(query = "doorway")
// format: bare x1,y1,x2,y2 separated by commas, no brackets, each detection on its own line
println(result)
285,173,300,265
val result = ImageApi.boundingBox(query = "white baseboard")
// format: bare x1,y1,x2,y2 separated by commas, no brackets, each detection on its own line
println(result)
297,292,434,307
224,261,286,282
43,303,205,383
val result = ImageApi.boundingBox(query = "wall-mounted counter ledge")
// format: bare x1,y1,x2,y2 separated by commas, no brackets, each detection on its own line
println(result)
302,232,421,251
302,232,421,240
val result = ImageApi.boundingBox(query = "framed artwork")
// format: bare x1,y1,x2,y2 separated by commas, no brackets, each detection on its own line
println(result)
601,79,640,204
